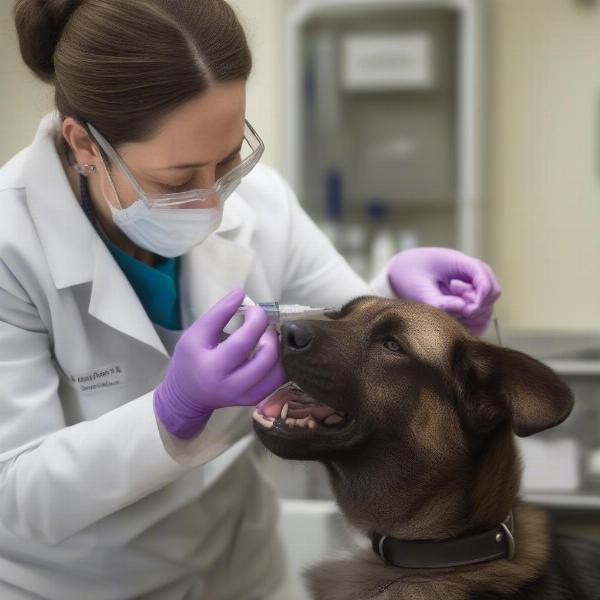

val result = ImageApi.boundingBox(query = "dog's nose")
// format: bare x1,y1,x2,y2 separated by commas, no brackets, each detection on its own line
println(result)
282,322,314,351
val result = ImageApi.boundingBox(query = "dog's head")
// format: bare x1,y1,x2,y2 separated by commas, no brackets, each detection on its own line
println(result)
253,297,574,537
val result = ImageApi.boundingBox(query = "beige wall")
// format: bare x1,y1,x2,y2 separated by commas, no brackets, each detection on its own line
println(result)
486,0,600,332
0,4,53,164
227,0,287,172
2,0,600,333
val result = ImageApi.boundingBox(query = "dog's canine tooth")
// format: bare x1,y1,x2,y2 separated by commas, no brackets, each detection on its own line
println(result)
281,402,289,420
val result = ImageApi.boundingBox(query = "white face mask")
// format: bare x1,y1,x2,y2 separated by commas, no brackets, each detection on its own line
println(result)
108,199,224,258
86,121,264,258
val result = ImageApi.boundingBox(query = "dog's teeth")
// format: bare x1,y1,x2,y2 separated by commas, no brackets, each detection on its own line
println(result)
252,412,275,429
282,415,320,430
281,402,289,420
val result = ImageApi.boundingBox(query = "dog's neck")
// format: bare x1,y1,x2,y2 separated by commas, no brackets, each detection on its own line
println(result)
305,503,552,600
325,426,520,542
312,425,550,600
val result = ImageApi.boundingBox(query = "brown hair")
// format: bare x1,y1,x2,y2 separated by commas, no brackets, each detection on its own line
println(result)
14,0,252,148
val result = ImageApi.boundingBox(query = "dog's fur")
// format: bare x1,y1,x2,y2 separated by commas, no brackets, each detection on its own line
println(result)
253,297,600,600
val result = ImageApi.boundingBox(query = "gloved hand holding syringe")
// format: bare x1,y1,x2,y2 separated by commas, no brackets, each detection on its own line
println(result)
153,289,335,439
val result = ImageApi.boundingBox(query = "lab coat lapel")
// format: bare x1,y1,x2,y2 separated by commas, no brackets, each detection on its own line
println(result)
88,236,169,357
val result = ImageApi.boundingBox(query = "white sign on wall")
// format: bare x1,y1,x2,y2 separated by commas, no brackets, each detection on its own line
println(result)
341,32,435,91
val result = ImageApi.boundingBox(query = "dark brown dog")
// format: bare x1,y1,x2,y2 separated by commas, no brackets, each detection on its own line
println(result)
252,297,600,600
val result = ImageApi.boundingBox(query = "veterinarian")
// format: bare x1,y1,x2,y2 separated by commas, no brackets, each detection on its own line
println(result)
0,1,501,598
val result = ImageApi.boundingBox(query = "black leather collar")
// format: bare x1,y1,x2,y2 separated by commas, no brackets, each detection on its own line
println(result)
371,513,515,569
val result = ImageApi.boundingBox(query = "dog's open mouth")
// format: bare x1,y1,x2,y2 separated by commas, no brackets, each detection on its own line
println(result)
252,382,355,436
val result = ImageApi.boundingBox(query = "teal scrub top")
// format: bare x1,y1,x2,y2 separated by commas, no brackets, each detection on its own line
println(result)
105,241,182,331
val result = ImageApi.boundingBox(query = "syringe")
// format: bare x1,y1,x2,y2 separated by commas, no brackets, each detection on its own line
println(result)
236,302,334,326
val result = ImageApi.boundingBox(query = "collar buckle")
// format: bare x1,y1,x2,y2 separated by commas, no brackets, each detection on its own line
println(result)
498,512,516,559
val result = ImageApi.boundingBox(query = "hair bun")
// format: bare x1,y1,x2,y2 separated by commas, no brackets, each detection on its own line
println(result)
14,0,82,83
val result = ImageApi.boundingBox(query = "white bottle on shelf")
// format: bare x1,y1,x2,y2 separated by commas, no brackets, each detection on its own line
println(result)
370,229,397,281
398,229,419,252
343,224,370,280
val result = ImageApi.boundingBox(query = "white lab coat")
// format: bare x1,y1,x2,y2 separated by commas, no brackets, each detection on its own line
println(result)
0,114,394,600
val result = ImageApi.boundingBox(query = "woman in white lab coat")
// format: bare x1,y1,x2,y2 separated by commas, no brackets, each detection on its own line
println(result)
0,1,500,598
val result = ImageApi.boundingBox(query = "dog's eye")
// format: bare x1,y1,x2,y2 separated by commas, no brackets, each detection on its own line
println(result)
383,338,403,353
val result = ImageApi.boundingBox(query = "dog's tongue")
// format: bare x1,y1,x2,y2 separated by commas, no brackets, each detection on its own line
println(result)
256,383,336,420
256,385,296,418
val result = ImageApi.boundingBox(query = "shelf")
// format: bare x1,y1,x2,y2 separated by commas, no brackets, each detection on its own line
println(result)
523,492,600,511
543,359,600,377
281,499,339,515
281,494,600,515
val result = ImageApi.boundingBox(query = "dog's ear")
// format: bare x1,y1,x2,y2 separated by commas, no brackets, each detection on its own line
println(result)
451,340,574,437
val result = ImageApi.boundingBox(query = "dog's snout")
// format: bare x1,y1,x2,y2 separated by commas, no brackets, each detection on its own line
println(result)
282,322,315,351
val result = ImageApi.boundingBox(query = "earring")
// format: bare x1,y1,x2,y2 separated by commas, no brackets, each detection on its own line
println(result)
74,163,97,175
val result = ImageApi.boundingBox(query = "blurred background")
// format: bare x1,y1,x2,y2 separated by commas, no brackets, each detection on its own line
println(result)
2,1,600,598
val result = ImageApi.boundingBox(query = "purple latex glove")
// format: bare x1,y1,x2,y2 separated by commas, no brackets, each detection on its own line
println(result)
154,288,286,439
388,247,501,336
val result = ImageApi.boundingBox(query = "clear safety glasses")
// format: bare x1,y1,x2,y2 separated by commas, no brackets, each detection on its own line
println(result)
86,120,265,209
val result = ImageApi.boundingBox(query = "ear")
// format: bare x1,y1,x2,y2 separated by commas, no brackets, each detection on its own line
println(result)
62,117,102,168
451,340,574,437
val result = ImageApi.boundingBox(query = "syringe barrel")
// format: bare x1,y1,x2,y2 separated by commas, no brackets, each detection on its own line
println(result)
236,303,331,325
